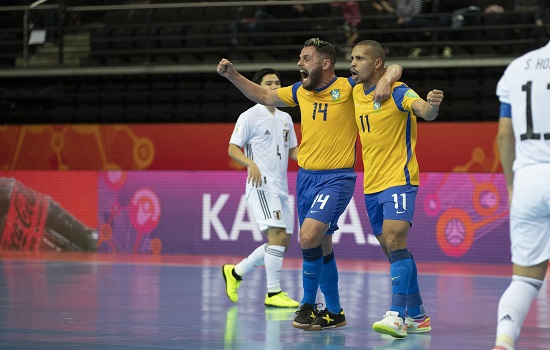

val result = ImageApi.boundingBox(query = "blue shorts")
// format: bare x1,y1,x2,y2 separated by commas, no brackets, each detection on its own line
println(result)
296,168,356,234
364,185,418,235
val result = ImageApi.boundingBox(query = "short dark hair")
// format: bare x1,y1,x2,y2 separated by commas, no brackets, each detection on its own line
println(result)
252,68,281,85
355,40,386,62
304,37,337,65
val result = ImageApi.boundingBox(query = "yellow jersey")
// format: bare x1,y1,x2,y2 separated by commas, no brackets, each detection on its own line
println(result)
353,82,423,194
277,77,358,170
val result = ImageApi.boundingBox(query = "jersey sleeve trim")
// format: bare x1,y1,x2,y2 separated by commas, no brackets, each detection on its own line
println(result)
392,84,409,112
499,103,511,118
291,82,302,105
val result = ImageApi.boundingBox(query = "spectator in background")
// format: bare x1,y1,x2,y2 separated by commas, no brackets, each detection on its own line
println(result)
514,0,548,41
230,0,335,47
368,0,397,54
295,2,334,44
428,0,470,58
230,1,307,46
444,0,513,55
482,2,515,54
331,1,362,47
372,0,396,14
478,0,548,54
515,0,545,27
394,0,432,57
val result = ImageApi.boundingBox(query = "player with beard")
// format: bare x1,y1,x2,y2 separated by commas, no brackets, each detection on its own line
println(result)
217,37,402,330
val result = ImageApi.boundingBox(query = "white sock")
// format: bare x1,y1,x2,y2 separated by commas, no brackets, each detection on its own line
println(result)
264,245,285,293
234,243,266,277
495,275,542,349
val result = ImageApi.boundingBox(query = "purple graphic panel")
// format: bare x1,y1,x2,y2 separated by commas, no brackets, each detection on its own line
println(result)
98,171,511,263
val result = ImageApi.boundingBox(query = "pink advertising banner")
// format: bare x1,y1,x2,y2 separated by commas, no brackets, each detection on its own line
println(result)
97,171,511,263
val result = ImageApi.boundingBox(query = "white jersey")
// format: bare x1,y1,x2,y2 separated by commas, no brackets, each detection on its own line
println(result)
496,41,550,171
229,104,298,196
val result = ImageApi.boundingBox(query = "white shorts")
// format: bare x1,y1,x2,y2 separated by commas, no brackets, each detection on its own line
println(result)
510,163,550,266
246,188,293,234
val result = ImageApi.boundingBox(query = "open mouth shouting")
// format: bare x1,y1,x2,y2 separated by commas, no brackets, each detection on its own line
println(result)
300,69,309,83
350,69,358,82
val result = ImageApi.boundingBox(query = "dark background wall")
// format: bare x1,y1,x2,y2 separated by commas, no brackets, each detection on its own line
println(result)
0,0,548,124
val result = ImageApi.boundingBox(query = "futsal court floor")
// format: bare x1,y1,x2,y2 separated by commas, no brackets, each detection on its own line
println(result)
1,252,549,350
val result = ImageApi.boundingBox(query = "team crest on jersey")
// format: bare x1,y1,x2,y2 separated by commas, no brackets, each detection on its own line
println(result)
373,101,381,110
405,90,419,98
330,89,341,100
283,129,289,142
273,210,282,220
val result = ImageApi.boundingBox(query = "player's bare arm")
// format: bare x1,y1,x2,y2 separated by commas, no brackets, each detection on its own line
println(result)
412,89,444,121
228,143,263,187
497,117,515,203
373,64,403,102
217,58,286,107
289,146,299,162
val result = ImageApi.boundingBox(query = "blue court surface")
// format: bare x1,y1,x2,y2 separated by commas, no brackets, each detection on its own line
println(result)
0,253,549,349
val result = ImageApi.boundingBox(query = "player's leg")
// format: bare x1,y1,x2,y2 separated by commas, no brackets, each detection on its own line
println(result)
263,228,299,307
263,229,288,293
222,244,266,303
293,169,356,329
319,235,340,314
404,253,430,333
307,234,346,330
494,262,547,350
222,188,269,303
370,185,420,338
385,220,412,320
292,217,328,328
371,219,411,338
262,196,300,308
385,185,430,334
365,191,408,337
307,170,355,330
382,186,431,333
495,166,550,350
292,169,326,328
